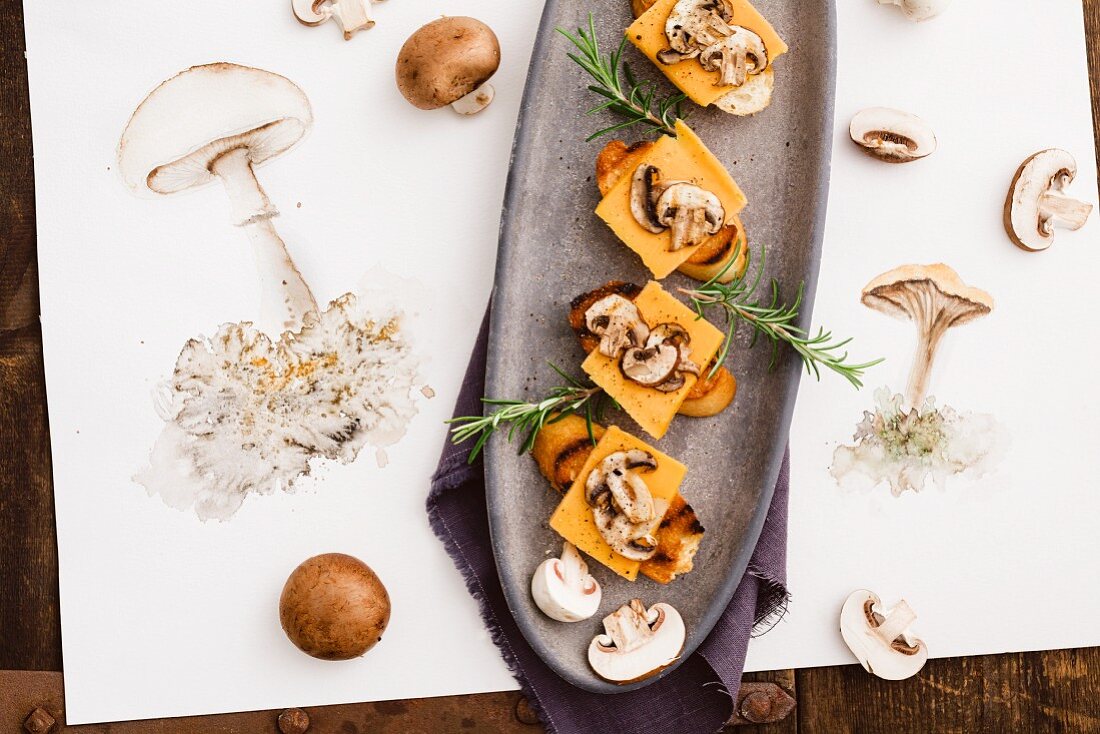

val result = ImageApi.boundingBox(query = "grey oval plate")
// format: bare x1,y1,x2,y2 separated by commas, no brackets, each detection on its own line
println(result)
485,0,835,693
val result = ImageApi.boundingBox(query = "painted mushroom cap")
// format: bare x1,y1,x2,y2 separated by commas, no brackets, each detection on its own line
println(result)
395,17,501,110
118,63,313,196
861,263,993,328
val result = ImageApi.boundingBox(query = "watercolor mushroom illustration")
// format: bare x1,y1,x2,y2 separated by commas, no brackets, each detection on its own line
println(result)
861,264,993,409
1004,149,1094,252
292,0,387,40
876,0,950,22
395,17,501,115
531,541,602,622
122,64,420,521
840,589,928,680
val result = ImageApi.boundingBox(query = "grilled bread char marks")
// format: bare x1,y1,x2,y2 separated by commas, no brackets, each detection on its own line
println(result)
569,282,736,417
595,140,748,283
531,415,703,583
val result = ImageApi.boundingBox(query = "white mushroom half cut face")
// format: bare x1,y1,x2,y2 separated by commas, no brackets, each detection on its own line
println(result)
876,0,951,22
530,541,602,623
292,0,385,40
1004,149,1094,252
849,107,937,163
588,599,686,684
840,589,928,680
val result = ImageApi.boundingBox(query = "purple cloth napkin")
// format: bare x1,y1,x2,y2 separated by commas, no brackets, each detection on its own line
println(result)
428,309,790,734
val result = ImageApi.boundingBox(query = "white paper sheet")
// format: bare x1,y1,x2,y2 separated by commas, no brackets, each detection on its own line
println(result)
21,0,545,724
22,0,1099,725
747,0,1100,671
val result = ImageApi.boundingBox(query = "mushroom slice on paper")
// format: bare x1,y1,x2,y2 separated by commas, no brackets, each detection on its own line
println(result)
1004,149,1093,252
531,541,602,623
849,107,937,163
861,264,993,408
588,599,686,683
292,0,385,40
840,589,928,680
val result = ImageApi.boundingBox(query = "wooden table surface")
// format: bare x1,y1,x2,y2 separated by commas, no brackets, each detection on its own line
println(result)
3,3,1099,733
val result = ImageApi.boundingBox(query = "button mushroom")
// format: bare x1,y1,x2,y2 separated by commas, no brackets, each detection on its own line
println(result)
292,0,385,40
658,0,735,65
698,27,768,88
530,541,602,622
588,599,686,684
655,183,725,251
1004,149,1093,252
118,63,319,336
395,17,501,115
279,553,391,660
849,107,937,163
584,294,650,358
861,264,993,408
621,343,681,387
876,0,950,22
840,589,928,680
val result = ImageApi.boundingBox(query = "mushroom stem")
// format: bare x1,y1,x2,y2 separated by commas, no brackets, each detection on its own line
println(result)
210,148,318,334
905,317,948,409
1038,191,1093,233
451,82,495,115
874,600,917,643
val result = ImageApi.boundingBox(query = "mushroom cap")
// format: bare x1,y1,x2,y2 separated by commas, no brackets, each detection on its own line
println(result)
1004,148,1091,252
849,107,936,163
861,263,993,327
118,63,313,196
395,17,501,110
279,553,391,660
839,589,928,680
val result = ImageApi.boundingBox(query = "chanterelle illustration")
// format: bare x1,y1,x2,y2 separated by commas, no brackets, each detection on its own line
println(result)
832,264,1001,496
122,64,419,520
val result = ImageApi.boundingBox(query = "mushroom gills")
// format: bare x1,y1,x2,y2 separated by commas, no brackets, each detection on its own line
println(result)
1005,149,1093,252
584,294,650,358
587,599,686,683
839,589,928,680
849,107,936,163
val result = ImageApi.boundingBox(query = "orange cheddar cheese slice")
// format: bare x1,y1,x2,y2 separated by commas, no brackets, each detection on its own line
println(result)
549,426,687,580
582,281,724,439
595,120,747,279
627,0,788,107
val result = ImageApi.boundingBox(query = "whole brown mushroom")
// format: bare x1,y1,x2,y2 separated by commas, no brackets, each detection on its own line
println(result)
395,17,501,115
279,553,391,660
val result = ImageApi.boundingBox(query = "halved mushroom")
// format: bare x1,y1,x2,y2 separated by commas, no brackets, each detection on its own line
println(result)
588,599,686,684
876,0,950,22
585,295,650,358
1004,149,1093,252
630,164,668,234
840,589,928,680
530,541,602,623
659,0,735,65
621,343,681,387
292,0,384,40
862,264,993,408
585,450,658,524
699,27,768,87
849,107,937,163
655,183,725,251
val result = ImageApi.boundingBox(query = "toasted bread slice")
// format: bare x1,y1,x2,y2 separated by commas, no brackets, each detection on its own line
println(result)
531,414,606,493
532,418,704,583
569,282,736,416
714,67,775,117
595,140,748,282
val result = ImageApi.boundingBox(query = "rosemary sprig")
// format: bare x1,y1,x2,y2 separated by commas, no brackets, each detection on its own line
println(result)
446,364,611,463
557,14,686,141
681,244,883,389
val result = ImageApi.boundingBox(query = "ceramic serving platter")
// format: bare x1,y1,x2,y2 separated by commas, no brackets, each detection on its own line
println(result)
485,0,835,693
